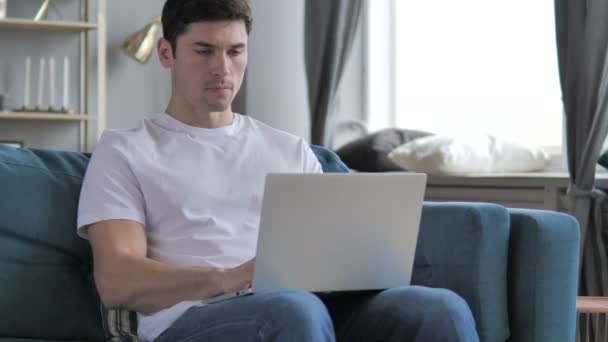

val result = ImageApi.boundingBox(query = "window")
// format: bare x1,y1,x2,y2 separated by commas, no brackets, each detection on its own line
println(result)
393,0,563,148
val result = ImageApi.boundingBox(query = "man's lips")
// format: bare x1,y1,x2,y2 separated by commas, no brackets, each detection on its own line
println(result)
207,86,232,90
206,87,232,95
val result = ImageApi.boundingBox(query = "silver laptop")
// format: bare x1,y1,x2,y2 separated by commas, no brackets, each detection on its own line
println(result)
252,173,426,293
203,173,426,304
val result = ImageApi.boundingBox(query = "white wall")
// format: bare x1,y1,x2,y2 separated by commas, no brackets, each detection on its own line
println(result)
245,0,311,140
101,0,170,131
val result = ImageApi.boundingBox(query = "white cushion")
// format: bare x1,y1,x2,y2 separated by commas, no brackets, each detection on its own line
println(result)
387,134,550,175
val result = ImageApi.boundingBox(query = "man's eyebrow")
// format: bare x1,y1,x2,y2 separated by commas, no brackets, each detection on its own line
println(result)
192,42,215,48
192,42,247,49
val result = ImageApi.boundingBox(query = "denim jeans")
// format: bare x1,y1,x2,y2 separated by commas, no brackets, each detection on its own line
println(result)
155,286,480,342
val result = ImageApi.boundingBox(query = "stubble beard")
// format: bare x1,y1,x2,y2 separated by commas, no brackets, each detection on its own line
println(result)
205,95,232,112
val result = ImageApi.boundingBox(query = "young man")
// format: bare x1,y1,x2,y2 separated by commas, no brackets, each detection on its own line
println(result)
77,0,480,341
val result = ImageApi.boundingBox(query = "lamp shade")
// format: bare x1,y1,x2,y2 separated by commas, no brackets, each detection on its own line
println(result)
34,0,51,20
122,16,161,64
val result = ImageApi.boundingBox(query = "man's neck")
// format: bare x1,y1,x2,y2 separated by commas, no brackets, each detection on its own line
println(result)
165,98,234,129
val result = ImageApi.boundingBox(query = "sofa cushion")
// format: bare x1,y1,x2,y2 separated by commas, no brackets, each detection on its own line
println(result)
0,146,105,341
335,128,433,172
388,134,551,175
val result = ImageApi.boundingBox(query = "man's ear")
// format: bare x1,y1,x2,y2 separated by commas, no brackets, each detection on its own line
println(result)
157,38,174,68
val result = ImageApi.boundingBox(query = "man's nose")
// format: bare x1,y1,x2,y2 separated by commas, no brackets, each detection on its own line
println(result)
212,54,230,77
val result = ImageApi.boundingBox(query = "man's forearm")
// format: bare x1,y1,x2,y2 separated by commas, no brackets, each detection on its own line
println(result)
87,220,253,315
95,255,227,314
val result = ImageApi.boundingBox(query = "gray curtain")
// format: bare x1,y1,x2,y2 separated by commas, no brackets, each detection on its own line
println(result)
304,0,363,146
555,0,608,299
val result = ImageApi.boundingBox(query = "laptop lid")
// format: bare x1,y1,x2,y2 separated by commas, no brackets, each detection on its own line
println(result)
252,173,427,293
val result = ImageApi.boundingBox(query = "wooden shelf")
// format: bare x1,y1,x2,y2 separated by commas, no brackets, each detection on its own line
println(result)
0,112,96,121
0,18,97,31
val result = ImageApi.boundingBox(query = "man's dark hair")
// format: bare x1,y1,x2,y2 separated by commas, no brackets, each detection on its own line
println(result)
161,0,253,53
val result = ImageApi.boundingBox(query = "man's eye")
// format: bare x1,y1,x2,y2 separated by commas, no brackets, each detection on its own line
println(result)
229,50,243,56
196,50,212,55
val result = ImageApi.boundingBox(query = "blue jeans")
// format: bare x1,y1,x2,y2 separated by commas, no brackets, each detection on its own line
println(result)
155,286,480,342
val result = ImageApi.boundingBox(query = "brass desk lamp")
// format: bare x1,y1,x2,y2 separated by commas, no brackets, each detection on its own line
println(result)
122,16,161,64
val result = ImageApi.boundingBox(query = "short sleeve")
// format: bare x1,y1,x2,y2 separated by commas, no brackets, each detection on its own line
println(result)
77,131,146,239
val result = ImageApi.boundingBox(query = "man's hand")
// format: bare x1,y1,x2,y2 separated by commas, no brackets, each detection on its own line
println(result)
221,258,255,293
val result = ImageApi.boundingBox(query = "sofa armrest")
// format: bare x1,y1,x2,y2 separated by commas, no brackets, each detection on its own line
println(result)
507,209,580,342
413,202,510,342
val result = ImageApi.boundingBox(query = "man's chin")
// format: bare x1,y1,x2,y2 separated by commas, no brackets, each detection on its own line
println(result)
205,101,231,113
207,105,231,113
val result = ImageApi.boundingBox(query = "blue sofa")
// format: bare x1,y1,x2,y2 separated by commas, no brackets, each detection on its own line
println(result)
0,145,579,341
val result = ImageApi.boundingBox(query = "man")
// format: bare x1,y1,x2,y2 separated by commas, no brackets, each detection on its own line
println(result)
77,0,480,341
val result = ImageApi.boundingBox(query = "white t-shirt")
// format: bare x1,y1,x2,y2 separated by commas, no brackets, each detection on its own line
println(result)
77,112,322,341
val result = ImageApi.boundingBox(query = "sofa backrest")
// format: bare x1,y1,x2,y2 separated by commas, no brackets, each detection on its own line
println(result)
0,146,106,341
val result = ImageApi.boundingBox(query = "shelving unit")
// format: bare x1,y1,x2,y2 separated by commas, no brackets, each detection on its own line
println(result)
0,112,95,121
0,0,106,152
0,18,97,31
